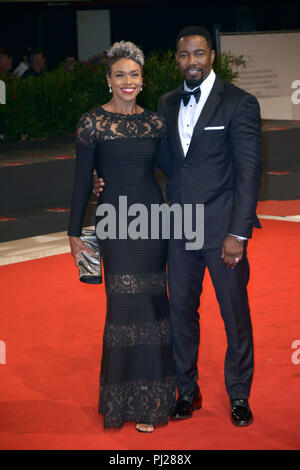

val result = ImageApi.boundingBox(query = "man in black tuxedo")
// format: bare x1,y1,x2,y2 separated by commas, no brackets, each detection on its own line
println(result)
157,26,262,426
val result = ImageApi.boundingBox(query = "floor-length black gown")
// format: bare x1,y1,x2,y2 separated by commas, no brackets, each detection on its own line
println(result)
68,107,176,428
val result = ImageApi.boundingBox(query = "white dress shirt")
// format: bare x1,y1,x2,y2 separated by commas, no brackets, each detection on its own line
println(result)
178,69,216,157
178,69,247,241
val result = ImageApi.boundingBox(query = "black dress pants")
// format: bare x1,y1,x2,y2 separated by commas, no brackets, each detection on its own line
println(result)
167,238,254,401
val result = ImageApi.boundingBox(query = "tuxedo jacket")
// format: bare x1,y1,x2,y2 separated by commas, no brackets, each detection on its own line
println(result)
157,75,262,249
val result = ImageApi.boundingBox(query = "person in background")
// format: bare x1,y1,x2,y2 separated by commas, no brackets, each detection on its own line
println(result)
89,52,107,67
22,49,46,79
62,57,76,72
14,49,30,77
0,49,13,75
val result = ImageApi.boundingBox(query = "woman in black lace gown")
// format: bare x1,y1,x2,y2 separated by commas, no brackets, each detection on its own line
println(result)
68,42,176,432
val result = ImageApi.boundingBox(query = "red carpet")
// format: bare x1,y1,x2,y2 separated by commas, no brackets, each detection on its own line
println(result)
257,199,300,216
0,218,300,450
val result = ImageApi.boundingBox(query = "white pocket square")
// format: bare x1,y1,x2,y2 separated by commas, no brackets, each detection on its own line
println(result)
204,126,225,130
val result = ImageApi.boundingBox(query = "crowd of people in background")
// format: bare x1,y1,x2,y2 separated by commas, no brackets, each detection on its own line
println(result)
0,46,46,78
0,46,107,79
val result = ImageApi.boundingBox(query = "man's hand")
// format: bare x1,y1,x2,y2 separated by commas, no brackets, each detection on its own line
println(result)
221,235,244,269
93,172,105,197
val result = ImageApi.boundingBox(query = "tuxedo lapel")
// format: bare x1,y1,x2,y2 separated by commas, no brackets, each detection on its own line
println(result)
166,87,185,162
186,77,224,157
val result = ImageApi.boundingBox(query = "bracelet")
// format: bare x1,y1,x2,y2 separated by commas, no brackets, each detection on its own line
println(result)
228,234,245,243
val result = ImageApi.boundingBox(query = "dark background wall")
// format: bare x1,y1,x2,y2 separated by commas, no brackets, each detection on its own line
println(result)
1,0,300,69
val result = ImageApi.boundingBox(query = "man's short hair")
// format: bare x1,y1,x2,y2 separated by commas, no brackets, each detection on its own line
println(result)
176,26,214,51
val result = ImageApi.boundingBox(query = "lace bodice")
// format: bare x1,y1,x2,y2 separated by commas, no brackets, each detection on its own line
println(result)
76,107,166,147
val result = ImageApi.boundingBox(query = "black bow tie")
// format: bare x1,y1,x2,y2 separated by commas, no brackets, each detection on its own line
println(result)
180,87,201,106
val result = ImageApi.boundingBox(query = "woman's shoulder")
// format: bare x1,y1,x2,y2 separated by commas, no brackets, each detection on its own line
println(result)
76,107,104,147
78,106,104,124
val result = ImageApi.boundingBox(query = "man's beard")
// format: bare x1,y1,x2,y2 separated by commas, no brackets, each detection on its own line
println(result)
184,69,204,89
185,78,202,89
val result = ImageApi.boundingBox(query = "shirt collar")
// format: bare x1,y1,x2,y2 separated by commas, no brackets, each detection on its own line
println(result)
184,69,216,94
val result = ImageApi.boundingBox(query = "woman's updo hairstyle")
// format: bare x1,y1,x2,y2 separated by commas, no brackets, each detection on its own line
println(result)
106,41,144,76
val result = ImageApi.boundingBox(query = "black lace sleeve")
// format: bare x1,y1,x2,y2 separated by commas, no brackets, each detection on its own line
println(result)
67,113,96,236
149,112,167,141
75,112,97,148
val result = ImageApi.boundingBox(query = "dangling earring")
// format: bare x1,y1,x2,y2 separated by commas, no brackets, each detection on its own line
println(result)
140,85,143,92
109,84,112,93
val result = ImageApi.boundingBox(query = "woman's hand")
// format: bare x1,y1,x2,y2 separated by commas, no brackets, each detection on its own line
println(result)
93,173,105,197
69,236,95,266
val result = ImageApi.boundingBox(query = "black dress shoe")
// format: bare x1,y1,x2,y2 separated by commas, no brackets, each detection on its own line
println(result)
170,394,202,420
231,399,253,426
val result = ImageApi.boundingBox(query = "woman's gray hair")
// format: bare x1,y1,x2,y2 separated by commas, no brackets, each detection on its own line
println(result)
106,41,144,76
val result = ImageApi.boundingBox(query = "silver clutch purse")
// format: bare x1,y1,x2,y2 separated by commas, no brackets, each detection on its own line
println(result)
79,229,102,284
